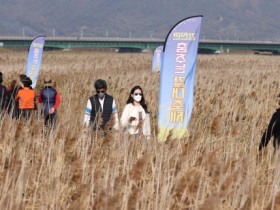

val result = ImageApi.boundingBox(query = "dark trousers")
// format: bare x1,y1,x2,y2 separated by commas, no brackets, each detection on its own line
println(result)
19,109,33,120
44,112,57,129
7,102,18,118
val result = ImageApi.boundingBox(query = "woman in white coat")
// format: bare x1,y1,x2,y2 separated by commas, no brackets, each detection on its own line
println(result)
120,86,151,139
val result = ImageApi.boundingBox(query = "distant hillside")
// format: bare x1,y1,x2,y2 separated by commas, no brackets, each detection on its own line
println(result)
0,0,279,41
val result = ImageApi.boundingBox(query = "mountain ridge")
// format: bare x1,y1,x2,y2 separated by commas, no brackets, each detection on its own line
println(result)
0,0,279,41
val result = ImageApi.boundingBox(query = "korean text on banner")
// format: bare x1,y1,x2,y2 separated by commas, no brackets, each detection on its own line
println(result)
26,36,46,88
158,16,202,141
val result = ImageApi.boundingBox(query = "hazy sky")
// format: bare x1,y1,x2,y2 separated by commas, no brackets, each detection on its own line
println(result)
0,0,279,40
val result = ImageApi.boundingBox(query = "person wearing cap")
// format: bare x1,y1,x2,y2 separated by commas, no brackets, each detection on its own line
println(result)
0,72,8,112
15,77,36,119
259,93,280,151
84,79,119,131
13,74,29,118
38,78,61,129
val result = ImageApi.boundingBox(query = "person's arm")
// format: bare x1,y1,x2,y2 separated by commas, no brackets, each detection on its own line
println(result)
49,91,61,114
120,105,130,128
84,99,92,127
53,91,61,110
15,91,20,102
259,112,278,150
112,99,119,130
33,90,37,110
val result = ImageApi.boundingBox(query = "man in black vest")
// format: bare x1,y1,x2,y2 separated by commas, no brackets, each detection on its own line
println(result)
84,79,119,130
259,93,280,151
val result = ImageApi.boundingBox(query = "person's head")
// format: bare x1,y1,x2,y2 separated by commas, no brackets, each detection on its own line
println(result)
44,77,53,87
21,77,32,88
127,85,149,113
95,79,107,99
19,74,27,81
19,74,27,86
10,80,16,90
0,72,3,84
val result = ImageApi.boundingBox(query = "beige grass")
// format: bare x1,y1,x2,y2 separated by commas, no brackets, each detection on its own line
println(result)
0,50,280,209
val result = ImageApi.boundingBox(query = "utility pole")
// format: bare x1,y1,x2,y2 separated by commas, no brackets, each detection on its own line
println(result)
80,26,87,38
80,28,83,38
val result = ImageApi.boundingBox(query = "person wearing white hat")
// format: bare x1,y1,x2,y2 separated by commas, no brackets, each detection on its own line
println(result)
38,77,61,129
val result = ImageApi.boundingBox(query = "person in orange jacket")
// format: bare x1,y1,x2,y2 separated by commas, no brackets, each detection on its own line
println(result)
15,77,36,119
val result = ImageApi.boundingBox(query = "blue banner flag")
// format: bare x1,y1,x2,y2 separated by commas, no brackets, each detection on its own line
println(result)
152,46,163,72
158,16,202,141
26,36,46,88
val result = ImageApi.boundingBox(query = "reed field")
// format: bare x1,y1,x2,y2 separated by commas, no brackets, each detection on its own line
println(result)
1,49,280,209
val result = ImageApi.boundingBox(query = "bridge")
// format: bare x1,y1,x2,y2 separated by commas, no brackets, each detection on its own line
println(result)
1,36,280,54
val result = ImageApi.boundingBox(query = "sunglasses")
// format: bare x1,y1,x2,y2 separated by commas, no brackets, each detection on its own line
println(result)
97,90,106,93
134,93,142,96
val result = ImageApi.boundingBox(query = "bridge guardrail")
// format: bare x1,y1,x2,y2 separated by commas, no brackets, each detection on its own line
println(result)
0,36,280,45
